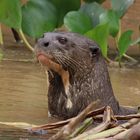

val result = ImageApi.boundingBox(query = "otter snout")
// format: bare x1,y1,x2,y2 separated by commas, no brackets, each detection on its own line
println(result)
37,38,50,48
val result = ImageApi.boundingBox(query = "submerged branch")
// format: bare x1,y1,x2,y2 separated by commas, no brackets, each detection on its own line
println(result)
49,100,100,140
71,106,116,140
31,105,104,132
69,117,93,138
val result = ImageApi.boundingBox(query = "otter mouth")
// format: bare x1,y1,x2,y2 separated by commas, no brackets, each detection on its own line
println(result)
37,53,54,66
36,52,68,75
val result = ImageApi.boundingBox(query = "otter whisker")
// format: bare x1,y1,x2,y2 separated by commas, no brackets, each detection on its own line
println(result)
54,53,80,70
61,55,83,69
54,52,82,68
51,52,68,67
53,55,67,68
72,44,89,52
55,55,77,71
52,52,78,68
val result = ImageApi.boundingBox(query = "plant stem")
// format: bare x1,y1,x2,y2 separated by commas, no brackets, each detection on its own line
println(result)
0,24,4,45
123,54,137,63
19,29,34,52
130,37,140,46
115,20,122,49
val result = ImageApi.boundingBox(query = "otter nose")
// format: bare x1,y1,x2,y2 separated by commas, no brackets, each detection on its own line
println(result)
37,38,50,48
43,41,49,47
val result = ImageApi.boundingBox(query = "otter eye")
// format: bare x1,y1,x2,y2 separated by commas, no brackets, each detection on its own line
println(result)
58,37,67,45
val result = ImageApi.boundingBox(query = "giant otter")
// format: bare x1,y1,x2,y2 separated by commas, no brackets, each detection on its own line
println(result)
35,32,137,119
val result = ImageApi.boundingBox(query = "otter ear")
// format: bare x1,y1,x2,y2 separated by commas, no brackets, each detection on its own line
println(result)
89,45,100,57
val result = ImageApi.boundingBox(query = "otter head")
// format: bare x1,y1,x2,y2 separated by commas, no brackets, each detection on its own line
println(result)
35,32,101,74
35,32,102,118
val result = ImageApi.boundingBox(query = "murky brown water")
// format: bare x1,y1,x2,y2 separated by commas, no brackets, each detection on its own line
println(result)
109,67,140,106
0,61,140,139
0,61,49,125
0,61,140,123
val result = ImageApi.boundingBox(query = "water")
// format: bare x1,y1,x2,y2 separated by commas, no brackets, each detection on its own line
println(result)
0,61,49,125
109,67,140,106
0,61,140,139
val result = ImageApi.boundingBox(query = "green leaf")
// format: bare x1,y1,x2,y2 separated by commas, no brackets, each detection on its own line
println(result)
118,30,133,60
80,2,105,27
50,0,81,26
0,0,22,29
64,11,93,34
111,0,134,17
85,23,109,57
83,0,106,4
22,0,57,38
100,10,119,37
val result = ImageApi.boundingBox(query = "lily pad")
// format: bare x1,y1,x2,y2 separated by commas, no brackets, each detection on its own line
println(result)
22,0,57,38
64,11,93,34
100,10,119,37
118,30,133,60
111,0,135,17
0,0,21,29
80,2,105,27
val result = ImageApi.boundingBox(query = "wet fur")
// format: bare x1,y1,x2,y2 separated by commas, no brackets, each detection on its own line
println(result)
35,32,137,119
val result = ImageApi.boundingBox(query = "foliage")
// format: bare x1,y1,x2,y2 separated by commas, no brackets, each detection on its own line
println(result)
0,0,139,63
118,30,133,61
50,0,81,26
85,23,109,57
111,0,135,18
64,11,92,34
79,2,106,27
99,10,119,37
0,0,22,29
22,0,57,38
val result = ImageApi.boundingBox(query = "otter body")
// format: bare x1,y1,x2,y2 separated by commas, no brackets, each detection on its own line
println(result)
35,32,137,119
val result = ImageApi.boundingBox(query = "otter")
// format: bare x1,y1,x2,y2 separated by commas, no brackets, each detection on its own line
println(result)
35,32,137,119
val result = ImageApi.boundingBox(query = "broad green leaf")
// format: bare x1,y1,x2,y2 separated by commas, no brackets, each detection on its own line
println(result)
83,0,106,4
118,30,133,59
0,0,21,29
22,0,57,38
100,10,119,37
80,2,105,27
64,11,93,34
50,0,81,26
111,0,134,17
85,23,109,57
